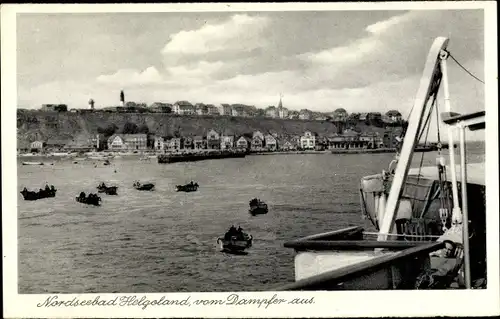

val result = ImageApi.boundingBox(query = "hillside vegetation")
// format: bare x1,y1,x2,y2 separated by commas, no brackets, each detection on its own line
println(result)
16,110,392,143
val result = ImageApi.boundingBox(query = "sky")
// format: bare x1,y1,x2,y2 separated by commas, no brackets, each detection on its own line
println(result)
17,10,485,123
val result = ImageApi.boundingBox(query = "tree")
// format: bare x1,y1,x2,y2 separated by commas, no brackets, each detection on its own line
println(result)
98,123,118,137
255,109,266,117
173,126,181,138
146,133,155,149
347,113,360,124
137,124,150,134
122,122,138,134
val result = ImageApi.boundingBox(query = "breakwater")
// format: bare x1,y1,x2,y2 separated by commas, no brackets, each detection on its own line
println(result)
157,150,247,164
330,147,437,154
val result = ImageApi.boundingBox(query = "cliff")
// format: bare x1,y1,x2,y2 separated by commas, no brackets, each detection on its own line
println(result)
16,110,391,144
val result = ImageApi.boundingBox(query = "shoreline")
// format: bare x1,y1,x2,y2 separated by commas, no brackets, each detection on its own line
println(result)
17,147,436,160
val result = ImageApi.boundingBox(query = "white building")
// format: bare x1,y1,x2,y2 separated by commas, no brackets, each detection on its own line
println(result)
173,101,195,115
219,104,232,116
300,131,317,150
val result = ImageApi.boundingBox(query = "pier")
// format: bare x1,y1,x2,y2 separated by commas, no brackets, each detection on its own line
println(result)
157,150,247,164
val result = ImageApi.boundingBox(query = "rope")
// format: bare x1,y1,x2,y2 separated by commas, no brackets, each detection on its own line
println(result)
448,52,485,84
435,99,441,146
407,93,436,214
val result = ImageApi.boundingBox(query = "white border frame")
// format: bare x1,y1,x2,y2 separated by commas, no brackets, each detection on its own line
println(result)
2,2,499,318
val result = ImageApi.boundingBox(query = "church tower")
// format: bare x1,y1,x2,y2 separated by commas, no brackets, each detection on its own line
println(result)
277,93,287,118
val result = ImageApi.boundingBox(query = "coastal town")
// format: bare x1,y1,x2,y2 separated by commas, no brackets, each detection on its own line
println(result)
18,90,410,155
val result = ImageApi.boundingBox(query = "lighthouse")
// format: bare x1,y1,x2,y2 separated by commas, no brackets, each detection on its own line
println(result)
88,98,95,110
120,90,125,107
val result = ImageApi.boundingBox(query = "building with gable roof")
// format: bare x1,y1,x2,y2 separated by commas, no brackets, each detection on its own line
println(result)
265,134,278,151
173,101,194,115
236,136,252,151
206,129,220,149
107,134,147,151
300,131,318,150
386,110,403,122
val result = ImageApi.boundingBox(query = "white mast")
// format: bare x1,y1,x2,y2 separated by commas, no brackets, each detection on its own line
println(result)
439,51,462,224
378,37,450,240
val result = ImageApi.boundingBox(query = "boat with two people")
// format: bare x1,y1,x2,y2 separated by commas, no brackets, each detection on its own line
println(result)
274,37,487,291
20,184,57,201
96,182,118,195
249,198,268,215
176,181,199,192
76,192,101,206
217,225,253,254
133,181,155,191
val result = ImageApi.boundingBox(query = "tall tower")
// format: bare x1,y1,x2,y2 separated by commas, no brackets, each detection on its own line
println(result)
277,93,284,118
120,89,125,107
88,98,95,110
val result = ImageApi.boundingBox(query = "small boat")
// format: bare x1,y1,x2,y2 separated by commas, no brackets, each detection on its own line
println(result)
176,182,199,192
249,198,268,215
20,186,57,201
22,161,44,166
133,181,155,191
103,159,111,166
217,227,253,253
96,183,118,195
75,192,101,206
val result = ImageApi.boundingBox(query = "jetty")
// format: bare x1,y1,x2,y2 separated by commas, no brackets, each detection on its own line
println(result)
330,146,437,154
157,150,246,164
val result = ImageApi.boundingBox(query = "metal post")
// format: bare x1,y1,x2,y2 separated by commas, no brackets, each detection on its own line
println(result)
459,124,471,289
440,52,462,224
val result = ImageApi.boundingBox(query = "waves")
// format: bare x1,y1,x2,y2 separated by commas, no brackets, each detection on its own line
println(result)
16,152,483,293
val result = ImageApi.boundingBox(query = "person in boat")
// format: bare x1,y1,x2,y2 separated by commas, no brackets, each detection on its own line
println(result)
229,225,237,237
236,226,244,240
50,185,55,191
45,184,50,192
79,192,86,200
23,187,28,193
225,225,236,240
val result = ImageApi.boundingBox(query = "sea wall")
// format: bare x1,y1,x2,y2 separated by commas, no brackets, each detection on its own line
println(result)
16,110,390,143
